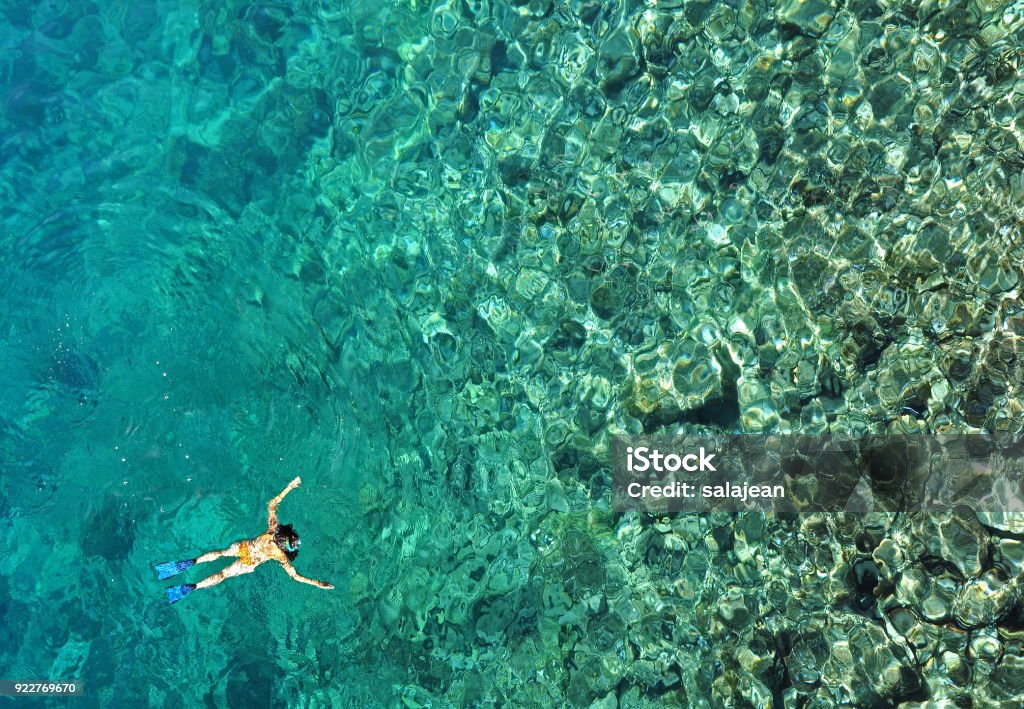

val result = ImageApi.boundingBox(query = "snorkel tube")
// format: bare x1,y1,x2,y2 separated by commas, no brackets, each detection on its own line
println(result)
274,523,301,561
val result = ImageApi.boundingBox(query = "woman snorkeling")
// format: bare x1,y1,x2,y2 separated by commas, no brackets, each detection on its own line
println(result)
154,476,333,603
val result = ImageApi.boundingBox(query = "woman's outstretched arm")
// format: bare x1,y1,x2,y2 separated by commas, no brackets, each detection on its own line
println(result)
279,560,333,589
267,476,302,527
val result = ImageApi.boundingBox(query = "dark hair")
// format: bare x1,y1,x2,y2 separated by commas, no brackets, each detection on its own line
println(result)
274,523,300,561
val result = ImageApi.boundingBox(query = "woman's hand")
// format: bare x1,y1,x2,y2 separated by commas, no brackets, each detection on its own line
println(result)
289,476,302,489
319,581,334,589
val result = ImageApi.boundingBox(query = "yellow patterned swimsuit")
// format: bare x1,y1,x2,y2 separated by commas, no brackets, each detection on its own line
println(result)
238,541,255,566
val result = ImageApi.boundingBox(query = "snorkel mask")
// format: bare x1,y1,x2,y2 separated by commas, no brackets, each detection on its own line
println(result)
275,524,301,558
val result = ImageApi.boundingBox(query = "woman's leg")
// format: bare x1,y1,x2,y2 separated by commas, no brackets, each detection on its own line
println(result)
195,541,242,564
196,559,256,590
156,545,237,581
163,544,252,602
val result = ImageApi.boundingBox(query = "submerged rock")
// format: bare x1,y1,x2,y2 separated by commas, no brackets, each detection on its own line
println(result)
82,496,135,562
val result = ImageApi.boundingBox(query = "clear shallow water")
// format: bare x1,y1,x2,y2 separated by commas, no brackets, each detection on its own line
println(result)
2,0,1024,706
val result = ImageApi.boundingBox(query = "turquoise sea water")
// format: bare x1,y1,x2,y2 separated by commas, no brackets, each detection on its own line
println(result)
2,0,1024,706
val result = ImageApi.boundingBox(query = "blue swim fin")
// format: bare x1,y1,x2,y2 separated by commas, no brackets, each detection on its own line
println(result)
166,584,197,604
154,559,196,580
